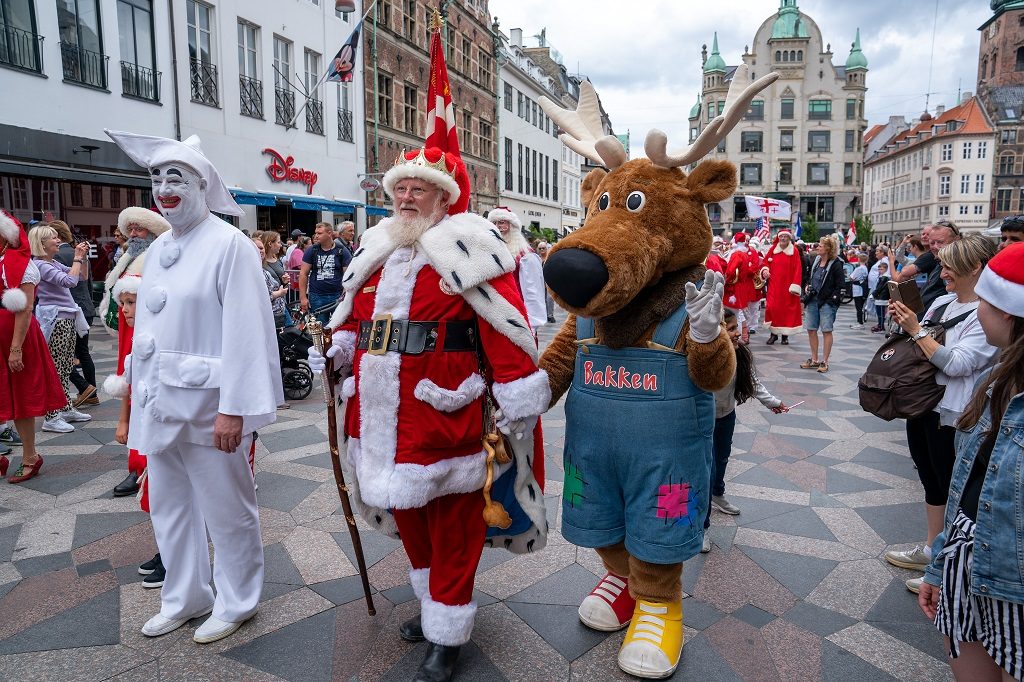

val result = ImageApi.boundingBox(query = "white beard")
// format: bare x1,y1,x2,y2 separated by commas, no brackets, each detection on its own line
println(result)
502,228,531,258
386,212,441,247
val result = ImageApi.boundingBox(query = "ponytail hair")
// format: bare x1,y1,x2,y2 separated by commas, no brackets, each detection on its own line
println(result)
957,314,1024,439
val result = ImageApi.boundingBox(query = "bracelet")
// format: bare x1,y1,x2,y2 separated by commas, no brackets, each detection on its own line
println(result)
9,348,22,354
74,259,85,263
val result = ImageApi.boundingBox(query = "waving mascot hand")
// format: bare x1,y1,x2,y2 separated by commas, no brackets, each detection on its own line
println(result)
538,65,777,679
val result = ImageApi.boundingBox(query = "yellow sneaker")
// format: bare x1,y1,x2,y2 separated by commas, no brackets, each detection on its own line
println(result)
617,599,684,679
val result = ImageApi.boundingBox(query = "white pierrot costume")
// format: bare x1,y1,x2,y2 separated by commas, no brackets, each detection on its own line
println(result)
326,147,550,645
487,207,548,331
99,207,170,336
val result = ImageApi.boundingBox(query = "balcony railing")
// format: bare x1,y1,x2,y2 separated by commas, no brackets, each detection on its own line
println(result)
275,87,296,127
337,108,353,142
120,61,160,101
239,74,263,119
0,24,44,73
306,98,324,135
61,42,108,89
189,58,218,106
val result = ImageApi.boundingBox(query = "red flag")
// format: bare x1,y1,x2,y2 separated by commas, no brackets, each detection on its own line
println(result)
425,28,459,154
846,219,857,245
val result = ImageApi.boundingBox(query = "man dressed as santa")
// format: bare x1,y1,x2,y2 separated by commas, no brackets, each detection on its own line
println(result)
762,229,804,345
486,207,548,335
309,147,549,682
724,233,757,344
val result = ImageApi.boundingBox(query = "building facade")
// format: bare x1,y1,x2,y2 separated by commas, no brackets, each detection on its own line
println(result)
687,0,868,233
362,0,498,218
863,97,996,238
976,0,1024,223
1,0,367,237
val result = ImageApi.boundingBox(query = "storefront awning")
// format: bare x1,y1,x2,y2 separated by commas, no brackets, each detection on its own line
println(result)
291,197,359,213
365,205,390,216
0,160,150,187
230,189,277,206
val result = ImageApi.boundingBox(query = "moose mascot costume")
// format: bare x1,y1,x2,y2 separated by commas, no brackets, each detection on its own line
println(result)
538,66,777,678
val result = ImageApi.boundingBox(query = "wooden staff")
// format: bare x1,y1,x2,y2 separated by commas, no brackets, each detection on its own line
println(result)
308,319,375,615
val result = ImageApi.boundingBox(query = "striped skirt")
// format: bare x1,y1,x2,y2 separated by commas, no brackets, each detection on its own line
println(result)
934,509,1024,680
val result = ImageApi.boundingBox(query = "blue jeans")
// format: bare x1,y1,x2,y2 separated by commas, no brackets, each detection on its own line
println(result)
704,410,737,530
308,291,340,326
804,301,837,333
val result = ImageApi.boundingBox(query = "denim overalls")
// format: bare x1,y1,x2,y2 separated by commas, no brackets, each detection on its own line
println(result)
561,302,715,564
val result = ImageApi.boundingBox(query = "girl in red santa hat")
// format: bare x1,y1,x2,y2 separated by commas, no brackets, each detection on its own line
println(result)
0,211,66,482
724,233,757,344
762,229,804,346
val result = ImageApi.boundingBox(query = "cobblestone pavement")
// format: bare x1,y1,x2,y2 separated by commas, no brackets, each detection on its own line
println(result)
0,304,952,681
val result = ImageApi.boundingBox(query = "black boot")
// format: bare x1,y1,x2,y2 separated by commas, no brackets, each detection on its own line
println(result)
413,643,461,682
113,471,139,497
766,333,778,345
399,613,425,642
781,335,789,345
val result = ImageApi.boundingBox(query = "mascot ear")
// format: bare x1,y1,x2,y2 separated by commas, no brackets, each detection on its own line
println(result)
581,168,607,208
687,159,737,204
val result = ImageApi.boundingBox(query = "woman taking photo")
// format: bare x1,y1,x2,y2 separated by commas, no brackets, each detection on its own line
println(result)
0,213,66,482
885,235,999,593
918,242,1024,681
800,235,845,373
29,225,91,433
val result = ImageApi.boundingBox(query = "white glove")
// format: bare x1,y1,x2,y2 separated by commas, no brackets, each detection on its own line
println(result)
495,409,529,441
307,330,351,373
307,346,326,373
685,270,725,344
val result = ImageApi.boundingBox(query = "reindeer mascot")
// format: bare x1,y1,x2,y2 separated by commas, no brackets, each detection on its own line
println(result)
538,66,777,678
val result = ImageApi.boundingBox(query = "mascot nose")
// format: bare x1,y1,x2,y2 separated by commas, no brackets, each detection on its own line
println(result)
543,248,609,308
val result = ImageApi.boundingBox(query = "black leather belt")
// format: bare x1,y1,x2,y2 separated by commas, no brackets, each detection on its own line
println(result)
357,316,478,355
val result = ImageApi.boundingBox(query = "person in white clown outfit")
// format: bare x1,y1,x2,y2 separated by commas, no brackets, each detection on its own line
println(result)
486,207,548,335
104,129,283,645
308,146,550,682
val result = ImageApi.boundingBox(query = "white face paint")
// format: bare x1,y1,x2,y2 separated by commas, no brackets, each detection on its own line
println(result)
151,162,208,229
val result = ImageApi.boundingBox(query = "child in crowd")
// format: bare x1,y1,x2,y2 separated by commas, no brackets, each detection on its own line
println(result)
105,276,164,587
849,254,869,328
871,261,891,333
703,309,790,552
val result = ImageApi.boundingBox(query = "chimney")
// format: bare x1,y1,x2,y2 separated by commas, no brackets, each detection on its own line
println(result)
935,104,945,117
510,28,523,47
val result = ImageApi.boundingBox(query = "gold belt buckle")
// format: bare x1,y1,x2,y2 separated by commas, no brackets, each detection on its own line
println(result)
367,314,393,355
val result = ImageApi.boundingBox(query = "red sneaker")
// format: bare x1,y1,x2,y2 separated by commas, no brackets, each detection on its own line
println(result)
579,572,635,631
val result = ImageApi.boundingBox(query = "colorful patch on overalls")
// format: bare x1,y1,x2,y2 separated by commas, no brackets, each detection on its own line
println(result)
656,481,702,527
564,457,587,509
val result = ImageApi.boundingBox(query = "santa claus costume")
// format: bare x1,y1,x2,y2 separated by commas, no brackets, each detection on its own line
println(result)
317,147,549,680
762,230,804,344
100,207,170,337
486,207,548,334
724,233,757,342
0,211,67,482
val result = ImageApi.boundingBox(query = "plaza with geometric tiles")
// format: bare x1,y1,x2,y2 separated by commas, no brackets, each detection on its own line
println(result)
0,305,952,681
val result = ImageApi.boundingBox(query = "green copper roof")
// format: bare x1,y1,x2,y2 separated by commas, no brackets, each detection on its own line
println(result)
991,1,1024,13
689,96,701,118
771,0,809,39
704,33,726,73
845,28,868,70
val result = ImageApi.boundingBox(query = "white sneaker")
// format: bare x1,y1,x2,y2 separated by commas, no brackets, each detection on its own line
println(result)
884,545,929,570
906,577,923,594
701,534,712,553
60,408,92,423
712,495,741,515
42,417,74,433
141,606,213,637
193,614,249,644
849,323,864,329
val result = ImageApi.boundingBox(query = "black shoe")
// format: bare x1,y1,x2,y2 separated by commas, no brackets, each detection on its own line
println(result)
0,444,9,457
781,336,789,345
400,614,425,642
139,553,161,576
766,333,778,345
142,560,165,589
0,427,21,445
113,471,139,497
413,643,461,682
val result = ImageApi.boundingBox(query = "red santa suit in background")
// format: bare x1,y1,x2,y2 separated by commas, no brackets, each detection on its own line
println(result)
724,233,757,342
745,238,765,336
705,237,726,275
316,147,550,677
762,229,804,344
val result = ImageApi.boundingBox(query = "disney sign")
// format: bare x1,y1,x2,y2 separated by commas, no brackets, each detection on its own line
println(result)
262,148,318,194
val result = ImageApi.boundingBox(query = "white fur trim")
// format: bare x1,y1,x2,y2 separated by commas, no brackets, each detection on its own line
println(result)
413,374,486,412
419,213,516,293
102,373,130,399
329,329,357,370
341,375,356,400
122,353,133,385
382,165,461,206
462,283,538,363
492,370,551,422
112,274,142,300
421,596,477,646
410,568,430,601
339,438,400,538
977,266,1024,318
2,288,27,311
487,207,522,231
769,323,803,335
788,283,802,296
117,207,171,237
0,213,19,244
101,251,146,336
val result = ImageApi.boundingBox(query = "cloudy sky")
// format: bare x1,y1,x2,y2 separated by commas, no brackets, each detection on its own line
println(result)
488,0,991,155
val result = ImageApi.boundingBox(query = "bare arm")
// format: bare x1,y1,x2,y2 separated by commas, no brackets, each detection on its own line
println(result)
115,395,131,445
299,262,312,309
8,284,35,372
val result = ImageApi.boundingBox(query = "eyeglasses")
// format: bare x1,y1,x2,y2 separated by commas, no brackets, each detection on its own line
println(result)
933,220,960,236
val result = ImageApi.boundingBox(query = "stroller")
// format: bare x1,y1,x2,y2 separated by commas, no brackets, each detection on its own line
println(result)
276,302,338,401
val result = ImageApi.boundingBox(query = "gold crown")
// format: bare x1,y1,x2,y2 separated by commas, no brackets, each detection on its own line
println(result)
393,148,457,178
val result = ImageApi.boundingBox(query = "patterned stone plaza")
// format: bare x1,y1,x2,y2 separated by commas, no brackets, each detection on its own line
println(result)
0,306,953,681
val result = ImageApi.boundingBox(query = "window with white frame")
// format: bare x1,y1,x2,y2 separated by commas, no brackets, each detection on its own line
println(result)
959,205,968,215
974,205,984,214
962,141,972,159
304,49,320,95
939,174,951,196
960,174,970,193
941,143,952,162
273,35,292,90
938,204,949,216
978,141,988,159
976,174,985,194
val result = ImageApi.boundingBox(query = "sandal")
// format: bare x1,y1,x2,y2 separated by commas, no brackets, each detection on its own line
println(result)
800,358,820,369
817,361,829,373
8,455,43,484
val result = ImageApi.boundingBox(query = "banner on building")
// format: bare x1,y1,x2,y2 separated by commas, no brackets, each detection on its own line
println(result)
325,22,362,83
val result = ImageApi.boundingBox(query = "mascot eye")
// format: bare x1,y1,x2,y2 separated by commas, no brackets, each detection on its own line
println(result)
597,192,610,211
626,191,646,212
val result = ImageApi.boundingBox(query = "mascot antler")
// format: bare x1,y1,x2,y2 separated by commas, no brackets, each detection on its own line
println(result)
540,80,628,170
645,65,779,169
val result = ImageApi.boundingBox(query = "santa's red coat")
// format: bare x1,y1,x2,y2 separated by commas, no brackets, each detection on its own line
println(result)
763,243,804,335
724,248,757,309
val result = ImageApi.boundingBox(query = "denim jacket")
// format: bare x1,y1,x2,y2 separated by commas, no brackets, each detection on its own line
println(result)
924,369,1024,605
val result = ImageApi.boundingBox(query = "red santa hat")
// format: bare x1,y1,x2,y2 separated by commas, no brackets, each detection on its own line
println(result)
117,207,171,238
976,242,1024,318
382,147,471,216
112,273,142,300
776,229,793,238
0,211,31,312
733,232,747,244
486,206,522,231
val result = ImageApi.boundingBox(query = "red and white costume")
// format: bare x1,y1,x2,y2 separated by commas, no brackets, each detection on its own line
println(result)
763,232,804,336
327,149,549,647
724,233,756,310
486,207,548,332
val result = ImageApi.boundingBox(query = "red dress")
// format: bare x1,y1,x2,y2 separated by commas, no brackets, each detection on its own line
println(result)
724,248,756,310
0,298,66,421
763,243,804,335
